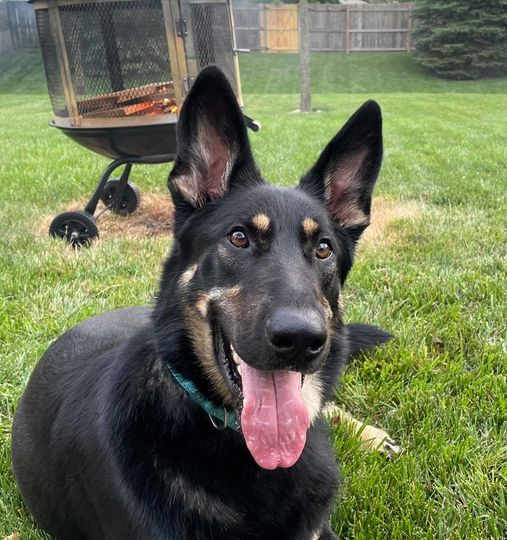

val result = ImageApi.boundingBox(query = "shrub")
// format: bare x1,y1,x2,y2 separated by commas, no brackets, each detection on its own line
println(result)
413,0,507,79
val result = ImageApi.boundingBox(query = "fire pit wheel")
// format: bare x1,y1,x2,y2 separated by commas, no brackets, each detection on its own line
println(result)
101,179,140,216
49,211,99,248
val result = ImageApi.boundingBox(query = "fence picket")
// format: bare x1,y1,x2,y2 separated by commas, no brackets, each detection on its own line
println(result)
233,2,415,53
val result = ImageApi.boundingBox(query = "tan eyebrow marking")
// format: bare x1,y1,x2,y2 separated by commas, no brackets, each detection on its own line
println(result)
302,217,319,237
251,213,271,232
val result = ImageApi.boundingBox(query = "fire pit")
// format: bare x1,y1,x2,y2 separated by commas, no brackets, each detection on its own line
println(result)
31,0,256,246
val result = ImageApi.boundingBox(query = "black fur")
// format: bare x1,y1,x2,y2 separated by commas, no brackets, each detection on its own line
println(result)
12,67,388,540
346,324,393,359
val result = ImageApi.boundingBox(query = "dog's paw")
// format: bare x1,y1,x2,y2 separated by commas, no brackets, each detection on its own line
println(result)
356,424,401,457
322,403,401,457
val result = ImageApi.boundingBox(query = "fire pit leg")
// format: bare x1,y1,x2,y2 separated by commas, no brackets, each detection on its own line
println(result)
104,162,133,213
100,164,140,216
84,157,132,216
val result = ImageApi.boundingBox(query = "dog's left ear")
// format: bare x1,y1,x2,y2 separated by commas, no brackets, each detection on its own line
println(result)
299,100,382,241
169,66,258,212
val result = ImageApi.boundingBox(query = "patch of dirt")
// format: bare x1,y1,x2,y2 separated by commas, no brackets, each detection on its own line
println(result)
42,192,173,239
362,197,422,246
43,192,420,244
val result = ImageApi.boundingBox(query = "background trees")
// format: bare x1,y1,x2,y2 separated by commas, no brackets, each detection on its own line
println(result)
413,0,507,79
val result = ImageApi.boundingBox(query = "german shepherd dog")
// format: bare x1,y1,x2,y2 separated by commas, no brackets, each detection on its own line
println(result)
12,66,389,539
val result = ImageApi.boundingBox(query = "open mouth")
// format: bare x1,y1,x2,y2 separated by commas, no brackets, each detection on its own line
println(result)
213,326,244,404
213,324,310,470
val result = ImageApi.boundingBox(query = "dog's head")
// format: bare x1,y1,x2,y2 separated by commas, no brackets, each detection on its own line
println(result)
157,67,382,470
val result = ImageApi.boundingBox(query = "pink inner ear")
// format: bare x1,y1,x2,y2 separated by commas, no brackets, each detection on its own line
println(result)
197,122,233,201
325,149,370,228
174,121,237,208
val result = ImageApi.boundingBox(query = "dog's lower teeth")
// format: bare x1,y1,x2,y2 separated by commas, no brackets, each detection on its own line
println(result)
231,346,242,366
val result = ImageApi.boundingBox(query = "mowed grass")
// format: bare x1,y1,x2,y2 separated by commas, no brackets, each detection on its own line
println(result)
1,50,506,539
239,51,507,94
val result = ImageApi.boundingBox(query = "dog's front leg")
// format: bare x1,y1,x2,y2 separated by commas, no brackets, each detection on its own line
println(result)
322,403,401,457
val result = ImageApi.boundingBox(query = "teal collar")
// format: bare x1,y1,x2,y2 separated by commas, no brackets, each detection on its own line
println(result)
166,363,240,431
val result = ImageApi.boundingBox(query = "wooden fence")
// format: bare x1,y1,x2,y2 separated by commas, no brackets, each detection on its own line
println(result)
261,4,299,52
232,3,414,53
0,1,38,52
0,1,12,53
1,1,413,55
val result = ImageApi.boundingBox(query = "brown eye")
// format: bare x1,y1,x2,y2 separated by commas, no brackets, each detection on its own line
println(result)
228,229,249,248
316,239,332,259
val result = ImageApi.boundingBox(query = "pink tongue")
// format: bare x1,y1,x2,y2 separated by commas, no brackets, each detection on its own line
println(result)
240,363,309,470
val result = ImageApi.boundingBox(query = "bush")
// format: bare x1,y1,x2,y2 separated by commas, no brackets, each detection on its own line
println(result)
413,1,507,79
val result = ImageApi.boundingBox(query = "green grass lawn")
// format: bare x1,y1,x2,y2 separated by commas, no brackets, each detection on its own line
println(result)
239,51,507,94
1,50,506,539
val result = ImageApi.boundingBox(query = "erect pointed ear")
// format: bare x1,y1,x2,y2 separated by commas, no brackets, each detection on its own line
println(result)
168,66,257,210
299,100,382,240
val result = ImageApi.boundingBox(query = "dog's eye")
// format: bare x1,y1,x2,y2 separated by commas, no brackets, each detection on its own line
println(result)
228,228,249,249
315,240,332,259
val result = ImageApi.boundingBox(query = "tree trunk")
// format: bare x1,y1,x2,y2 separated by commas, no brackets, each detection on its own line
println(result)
299,0,311,113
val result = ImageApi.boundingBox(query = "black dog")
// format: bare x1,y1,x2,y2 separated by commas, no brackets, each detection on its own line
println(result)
12,66,387,539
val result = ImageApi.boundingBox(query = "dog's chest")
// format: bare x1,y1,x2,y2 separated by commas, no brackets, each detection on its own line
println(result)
146,426,339,539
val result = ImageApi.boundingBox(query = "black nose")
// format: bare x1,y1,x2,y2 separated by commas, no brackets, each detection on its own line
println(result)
266,308,327,364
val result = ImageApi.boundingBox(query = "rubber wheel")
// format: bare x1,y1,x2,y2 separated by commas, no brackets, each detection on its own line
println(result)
100,179,140,216
49,211,98,248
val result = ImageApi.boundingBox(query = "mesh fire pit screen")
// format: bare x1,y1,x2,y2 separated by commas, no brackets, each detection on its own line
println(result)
32,0,241,128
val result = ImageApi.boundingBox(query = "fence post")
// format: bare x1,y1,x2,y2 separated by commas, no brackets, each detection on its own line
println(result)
259,3,267,51
345,5,350,54
6,2,17,50
407,3,413,52
299,0,311,112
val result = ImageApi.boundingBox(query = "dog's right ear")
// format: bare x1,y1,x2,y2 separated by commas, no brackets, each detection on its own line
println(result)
169,66,259,222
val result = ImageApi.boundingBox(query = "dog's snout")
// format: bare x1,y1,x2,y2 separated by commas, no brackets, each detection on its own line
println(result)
266,308,327,364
